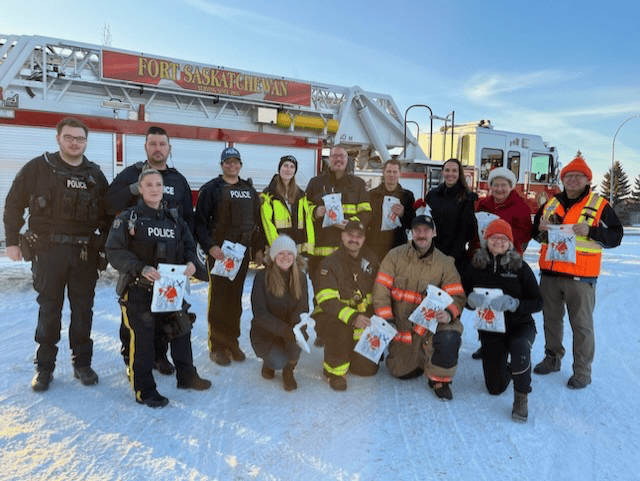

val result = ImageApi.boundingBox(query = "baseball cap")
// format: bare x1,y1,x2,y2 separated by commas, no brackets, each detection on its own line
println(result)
411,214,435,229
344,220,366,234
221,147,241,163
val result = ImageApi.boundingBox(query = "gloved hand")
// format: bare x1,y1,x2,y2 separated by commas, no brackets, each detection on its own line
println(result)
467,292,488,310
489,295,520,312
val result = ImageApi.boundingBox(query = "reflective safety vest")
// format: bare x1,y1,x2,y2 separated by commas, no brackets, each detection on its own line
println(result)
260,192,315,255
538,191,606,277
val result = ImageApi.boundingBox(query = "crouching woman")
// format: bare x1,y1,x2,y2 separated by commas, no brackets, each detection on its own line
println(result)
106,169,211,408
463,219,543,422
251,235,309,391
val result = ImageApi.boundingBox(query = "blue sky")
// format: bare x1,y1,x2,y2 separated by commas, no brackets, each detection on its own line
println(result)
3,0,640,185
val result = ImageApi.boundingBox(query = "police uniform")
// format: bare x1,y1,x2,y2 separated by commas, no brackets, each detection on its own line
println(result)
194,174,263,357
105,200,205,404
3,151,108,373
105,161,195,369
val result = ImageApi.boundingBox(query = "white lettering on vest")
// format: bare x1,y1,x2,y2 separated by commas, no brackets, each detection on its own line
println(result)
164,186,175,195
67,179,87,189
148,227,175,238
230,190,251,199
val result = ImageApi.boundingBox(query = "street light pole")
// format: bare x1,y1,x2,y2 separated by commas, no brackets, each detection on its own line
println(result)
611,115,640,206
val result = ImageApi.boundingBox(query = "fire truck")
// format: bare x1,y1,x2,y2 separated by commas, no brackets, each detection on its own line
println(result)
0,33,445,245
419,119,561,213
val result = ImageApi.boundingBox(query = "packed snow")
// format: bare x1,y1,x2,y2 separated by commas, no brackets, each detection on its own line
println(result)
1,232,639,481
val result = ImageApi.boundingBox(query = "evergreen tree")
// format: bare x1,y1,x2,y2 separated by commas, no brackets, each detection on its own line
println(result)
631,174,640,205
600,160,632,203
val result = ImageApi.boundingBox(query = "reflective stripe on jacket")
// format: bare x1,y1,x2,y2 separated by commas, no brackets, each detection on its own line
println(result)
538,191,606,277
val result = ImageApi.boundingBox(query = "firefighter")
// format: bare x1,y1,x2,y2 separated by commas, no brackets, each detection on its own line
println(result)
260,155,315,255
105,169,211,408
3,118,109,392
372,215,466,401
305,145,372,280
366,158,415,260
313,220,380,391
105,126,196,376
194,147,264,366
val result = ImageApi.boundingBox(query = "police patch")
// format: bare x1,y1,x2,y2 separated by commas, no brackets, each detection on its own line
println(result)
112,218,122,229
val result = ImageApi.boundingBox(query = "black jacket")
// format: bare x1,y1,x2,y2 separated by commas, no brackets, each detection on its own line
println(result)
105,162,194,234
250,267,309,358
366,182,415,261
463,249,542,332
4,151,108,245
194,175,263,255
105,200,197,278
425,183,477,273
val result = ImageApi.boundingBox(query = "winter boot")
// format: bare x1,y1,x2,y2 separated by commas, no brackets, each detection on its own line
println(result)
323,369,347,391
512,390,528,422
210,348,231,366
471,346,483,360
533,354,560,375
136,389,169,408
228,344,246,362
32,369,53,392
428,379,453,401
73,366,99,386
177,370,212,391
282,362,298,392
261,362,275,380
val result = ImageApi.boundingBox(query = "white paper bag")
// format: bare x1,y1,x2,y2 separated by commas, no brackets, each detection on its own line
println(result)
211,240,247,281
546,224,577,263
381,195,402,231
408,285,454,334
475,212,500,248
293,313,316,354
353,315,397,363
473,287,506,333
322,193,344,228
151,263,189,313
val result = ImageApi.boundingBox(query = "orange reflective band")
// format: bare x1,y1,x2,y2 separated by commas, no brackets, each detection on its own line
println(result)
375,271,394,289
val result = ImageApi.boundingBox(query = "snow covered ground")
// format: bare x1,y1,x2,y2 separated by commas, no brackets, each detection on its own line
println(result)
1,232,639,481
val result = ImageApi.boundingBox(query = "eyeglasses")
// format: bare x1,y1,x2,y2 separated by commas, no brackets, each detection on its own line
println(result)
62,134,87,144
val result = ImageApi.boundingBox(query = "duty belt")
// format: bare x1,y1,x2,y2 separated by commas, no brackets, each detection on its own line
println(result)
49,233,91,245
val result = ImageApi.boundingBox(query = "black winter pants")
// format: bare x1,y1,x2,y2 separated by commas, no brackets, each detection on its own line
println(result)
206,254,250,352
480,323,536,395
32,243,98,371
121,287,195,398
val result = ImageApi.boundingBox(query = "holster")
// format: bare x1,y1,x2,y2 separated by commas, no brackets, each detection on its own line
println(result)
18,230,40,261
116,272,134,298
160,302,196,341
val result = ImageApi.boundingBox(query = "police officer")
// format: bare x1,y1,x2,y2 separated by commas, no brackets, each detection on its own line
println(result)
105,169,211,407
3,118,109,392
105,126,195,375
194,147,264,366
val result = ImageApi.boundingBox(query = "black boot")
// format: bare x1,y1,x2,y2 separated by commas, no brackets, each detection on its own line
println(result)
282,362,297,391
136,389,169,408
32,370,53,392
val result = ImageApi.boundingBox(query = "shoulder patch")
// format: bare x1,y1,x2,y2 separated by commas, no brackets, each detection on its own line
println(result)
112,218,122,229
319,268,328,276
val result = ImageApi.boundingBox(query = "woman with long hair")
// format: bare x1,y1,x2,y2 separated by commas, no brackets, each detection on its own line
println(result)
250,235,309,391
463,219,543,422
425,158,477,274
261,155,315,256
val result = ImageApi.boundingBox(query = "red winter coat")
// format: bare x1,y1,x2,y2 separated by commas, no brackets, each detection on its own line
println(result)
476,190,532,255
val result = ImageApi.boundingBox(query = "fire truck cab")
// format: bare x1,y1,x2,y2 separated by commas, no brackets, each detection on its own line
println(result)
419,119,561,213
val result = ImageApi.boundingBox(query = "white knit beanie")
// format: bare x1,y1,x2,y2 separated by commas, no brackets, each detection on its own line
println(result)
269,235,297,261
488,167,517,188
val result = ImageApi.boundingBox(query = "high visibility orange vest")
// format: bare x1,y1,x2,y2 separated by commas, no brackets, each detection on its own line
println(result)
538,191,607,277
